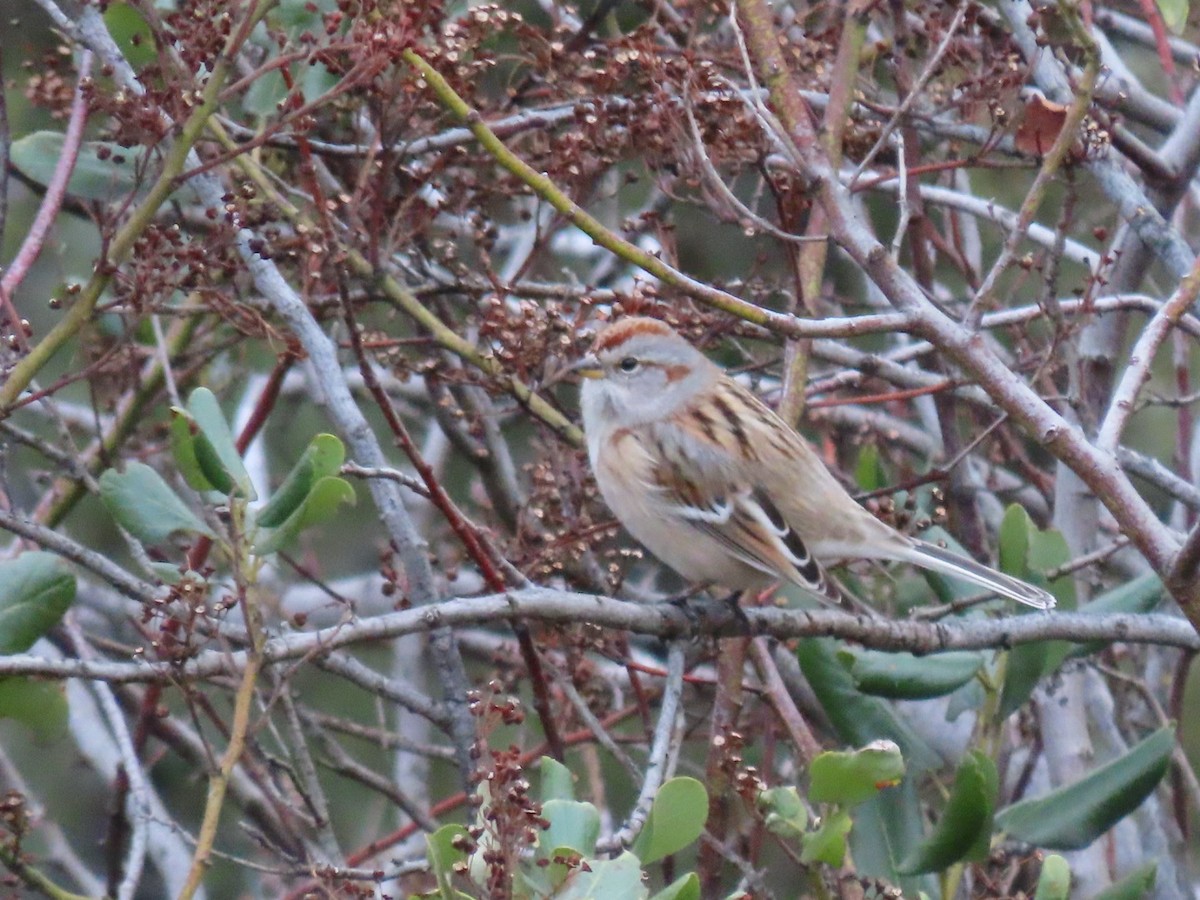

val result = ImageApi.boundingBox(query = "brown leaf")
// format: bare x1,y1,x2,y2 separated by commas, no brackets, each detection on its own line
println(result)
1014,94,1070,157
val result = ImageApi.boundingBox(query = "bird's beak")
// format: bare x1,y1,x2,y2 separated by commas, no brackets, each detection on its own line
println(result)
573,354,604,380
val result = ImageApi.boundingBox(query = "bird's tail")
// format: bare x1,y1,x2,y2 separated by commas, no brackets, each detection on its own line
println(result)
898,540,1056,610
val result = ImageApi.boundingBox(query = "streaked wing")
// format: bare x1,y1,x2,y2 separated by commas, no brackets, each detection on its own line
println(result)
646,433,841,602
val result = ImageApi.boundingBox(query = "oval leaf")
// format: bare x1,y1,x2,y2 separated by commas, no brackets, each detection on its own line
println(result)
1093,862,1156,900
897,750,998,874
256,433,345,528
10,131,143,202
630,777,707,866
845,649,985,700
854,444,885,492
1156,0,1188,34
555,851,647,900
998,640,1050,719
425,823,471,899
1033,854,1071,900
540,755,577,803
758,786,807,840
648,873,699,900
0,552,76,654
103,2,156,69
848,780,935,895
797,638,942,772
253,475,356,554
998,505,1033,577
170,408,222,492
809,741,906,807
99,463,213,544
0,678,69,742
800,809,852,866
187,387,254,499
996,726,1175,850
540,800,600,858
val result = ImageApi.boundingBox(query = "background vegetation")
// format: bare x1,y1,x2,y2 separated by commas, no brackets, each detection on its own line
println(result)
2,0,1200,897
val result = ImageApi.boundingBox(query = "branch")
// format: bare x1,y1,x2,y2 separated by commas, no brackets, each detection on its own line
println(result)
2,592,1195,685
1097,254,1200,452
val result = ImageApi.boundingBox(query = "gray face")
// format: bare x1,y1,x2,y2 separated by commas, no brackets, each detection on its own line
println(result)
578,330,718,434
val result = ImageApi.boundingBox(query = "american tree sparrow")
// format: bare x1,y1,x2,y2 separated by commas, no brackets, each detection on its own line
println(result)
577,317,1055,610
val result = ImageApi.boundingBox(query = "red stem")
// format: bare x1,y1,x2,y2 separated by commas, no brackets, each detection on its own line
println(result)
0,52,94,351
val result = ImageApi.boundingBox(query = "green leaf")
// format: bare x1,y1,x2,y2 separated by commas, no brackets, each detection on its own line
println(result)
103,2,156,68
299,62,340,105
800,809,852,866
554,851,647,900
1001,573,1166,711
540,756,577,803
809,741,905,807
945,676,985,721
757,786,807,840
244,69,290,118
9,132,143,202
256,433,346,528
648,873,699,900
1027,524,1072,602
170,408,222,493
843,649,985,700
796,638,942,772
169,409,207,490
630,777,707,866
1093,862,1156,900
252,475,356,554
147,562,184,585
998,505,1033,577
0,552,76,654
854,444,885,492
0,678,68,741
995,510,1073,717
540,800,600,858
424,823,471,899
849,778,934,895
99,463,213,544
1156,0,1189,34
274,0,338,28
1033,854,1071,900
997,640,1049,719
996,726,1175,849
897,750,998,874
187,388,254,499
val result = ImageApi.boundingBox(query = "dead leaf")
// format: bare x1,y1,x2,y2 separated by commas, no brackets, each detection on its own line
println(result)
1014,94,1073,157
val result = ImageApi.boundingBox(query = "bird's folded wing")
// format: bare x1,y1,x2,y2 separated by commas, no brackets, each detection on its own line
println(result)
649,454,840,601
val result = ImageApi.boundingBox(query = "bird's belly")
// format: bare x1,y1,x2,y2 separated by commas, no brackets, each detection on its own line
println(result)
595,468,769,590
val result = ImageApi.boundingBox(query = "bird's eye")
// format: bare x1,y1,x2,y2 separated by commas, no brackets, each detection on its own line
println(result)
618,357,639,372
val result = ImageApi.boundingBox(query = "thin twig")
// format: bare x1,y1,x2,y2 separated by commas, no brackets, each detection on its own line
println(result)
748,637,823,764
851,4,968,182
1097,254,1200,452
603,642,685,851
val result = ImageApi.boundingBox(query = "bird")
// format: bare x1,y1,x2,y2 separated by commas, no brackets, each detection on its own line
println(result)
575,316,1055,610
